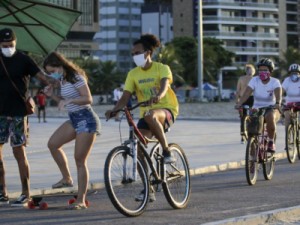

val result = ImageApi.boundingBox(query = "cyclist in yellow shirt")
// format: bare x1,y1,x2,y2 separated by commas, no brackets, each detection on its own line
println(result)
105,34,179,165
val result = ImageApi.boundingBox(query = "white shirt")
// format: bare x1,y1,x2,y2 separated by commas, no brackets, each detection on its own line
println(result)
113,88,121,101
61,75,89,112
248,76,281,108
282,77,300,104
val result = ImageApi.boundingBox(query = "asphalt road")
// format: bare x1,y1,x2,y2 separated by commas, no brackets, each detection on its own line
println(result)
2,159,300,225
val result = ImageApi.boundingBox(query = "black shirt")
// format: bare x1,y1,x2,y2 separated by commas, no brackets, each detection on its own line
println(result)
0,51,40,116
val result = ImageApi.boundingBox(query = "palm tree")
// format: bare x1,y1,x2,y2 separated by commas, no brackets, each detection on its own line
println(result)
155,44,185,86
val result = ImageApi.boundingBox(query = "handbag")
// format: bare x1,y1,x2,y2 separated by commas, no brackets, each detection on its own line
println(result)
0,56,35,115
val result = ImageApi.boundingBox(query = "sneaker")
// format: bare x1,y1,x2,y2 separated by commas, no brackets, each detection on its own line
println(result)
0,193,9,205
135,189,156,202
11,195,29,207
267,141,276,153
163,150,176,164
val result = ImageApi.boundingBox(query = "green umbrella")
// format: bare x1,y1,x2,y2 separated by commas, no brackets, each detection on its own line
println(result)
0,0,81,55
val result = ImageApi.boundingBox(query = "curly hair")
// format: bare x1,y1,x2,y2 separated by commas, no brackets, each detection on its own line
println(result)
43,52,87,83
133,34,161,56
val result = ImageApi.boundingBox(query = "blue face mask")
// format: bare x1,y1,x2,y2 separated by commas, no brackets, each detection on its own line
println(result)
291,74,300,82
49,72,63,80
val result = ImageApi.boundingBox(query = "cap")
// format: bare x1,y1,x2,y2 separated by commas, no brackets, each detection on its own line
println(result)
0,28,16,42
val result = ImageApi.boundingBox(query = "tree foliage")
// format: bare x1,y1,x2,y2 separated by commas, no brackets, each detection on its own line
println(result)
73,58,125,94
169,36,235,86
277,46,300,80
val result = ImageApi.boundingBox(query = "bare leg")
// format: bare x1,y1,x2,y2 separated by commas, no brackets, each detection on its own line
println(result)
144,109,168,150
74,133,96,206
47,121,75,185
37,109,41,123
0,144,7,196
12,145,30,198
265,110,281,139
43,109,46,122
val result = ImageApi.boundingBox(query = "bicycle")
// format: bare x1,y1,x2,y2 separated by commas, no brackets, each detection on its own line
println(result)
104,101,191,217
244,106,277,185
284,102,300,163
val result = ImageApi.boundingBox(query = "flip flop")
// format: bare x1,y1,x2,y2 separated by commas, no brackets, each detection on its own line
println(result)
52,180,73,189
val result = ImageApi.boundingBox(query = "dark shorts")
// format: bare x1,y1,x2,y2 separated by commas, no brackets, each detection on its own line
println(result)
68,107,101,135
242,96,254,108
137,108,174,132
38,105,45,111
0,116,28,147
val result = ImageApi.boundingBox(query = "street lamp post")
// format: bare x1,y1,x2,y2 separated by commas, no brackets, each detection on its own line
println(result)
197,0,203,102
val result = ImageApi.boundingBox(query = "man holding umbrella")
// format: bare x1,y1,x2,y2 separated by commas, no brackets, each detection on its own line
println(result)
0,28,50,206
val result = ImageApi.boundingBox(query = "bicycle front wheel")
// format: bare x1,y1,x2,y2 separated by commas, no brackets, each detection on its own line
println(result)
286,124,297,163
297,126,300,159
104,146,149,217
162,143,191,209
245,137,259,185
263,151,275,180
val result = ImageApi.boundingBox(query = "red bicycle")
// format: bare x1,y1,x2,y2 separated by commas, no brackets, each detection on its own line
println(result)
104,101,191,217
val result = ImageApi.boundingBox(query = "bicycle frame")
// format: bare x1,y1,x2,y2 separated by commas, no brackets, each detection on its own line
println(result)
256,124,268,162
122,105,164,183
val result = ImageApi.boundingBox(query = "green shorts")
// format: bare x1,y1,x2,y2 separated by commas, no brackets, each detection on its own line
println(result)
0,116,28,147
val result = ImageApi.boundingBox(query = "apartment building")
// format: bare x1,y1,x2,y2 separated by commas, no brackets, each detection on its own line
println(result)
174,0,283,69
94,0,144,73
46,0,99,58
286,0,299,48
141,0,173,45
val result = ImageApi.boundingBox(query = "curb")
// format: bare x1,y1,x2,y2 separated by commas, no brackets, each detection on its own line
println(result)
202,205,300,225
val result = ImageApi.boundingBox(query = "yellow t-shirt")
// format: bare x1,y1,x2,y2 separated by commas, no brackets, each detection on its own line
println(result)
124,62,179,119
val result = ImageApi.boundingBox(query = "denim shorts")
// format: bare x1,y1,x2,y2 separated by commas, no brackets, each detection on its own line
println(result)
68,107,101,135
0,116,29,147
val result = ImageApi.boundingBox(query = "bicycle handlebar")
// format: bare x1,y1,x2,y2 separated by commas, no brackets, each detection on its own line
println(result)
108,101,150,119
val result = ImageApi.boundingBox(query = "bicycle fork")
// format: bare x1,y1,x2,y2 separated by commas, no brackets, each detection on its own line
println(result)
130,138,138,181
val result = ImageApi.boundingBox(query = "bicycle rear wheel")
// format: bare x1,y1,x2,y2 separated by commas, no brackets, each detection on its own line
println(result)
286,124,297,163
162,143,191,209
104,146,149,217
245,137,259,185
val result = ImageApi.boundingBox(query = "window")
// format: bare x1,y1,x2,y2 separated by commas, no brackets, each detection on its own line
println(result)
79,0,93,25
47,0,73,8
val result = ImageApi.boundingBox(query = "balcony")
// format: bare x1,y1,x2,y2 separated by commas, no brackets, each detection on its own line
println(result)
204,31,279,41
203,16,278,26
226,46,279,56
203,0,278,12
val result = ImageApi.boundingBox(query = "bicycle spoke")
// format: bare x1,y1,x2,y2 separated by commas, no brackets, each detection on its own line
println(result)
162,144,190,209
104,147,149,217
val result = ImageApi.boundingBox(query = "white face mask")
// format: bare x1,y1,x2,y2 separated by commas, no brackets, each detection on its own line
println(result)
1,47,16,57
133,53,147,68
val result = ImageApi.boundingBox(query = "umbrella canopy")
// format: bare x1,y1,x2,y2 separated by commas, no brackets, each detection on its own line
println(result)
0,0,81,55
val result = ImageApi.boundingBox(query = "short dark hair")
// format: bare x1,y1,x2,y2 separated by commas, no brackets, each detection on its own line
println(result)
133,34,160,55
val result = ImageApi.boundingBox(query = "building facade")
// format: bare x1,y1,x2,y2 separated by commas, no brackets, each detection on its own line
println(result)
94,0,144,73
173,0,283,69
46,0,99,58
141,1,173,45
